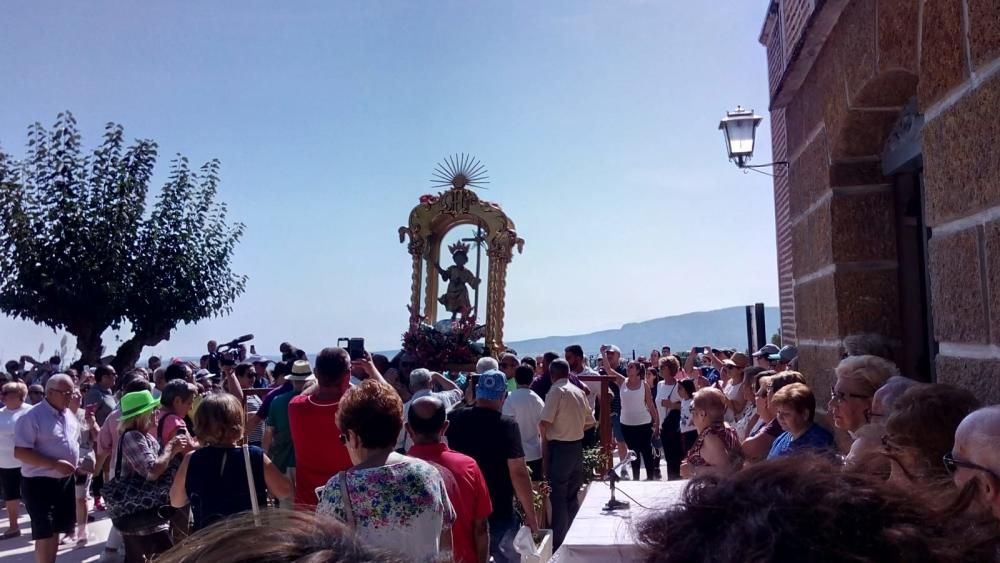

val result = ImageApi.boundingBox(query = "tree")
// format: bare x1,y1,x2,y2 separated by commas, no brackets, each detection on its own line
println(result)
0,112,246,372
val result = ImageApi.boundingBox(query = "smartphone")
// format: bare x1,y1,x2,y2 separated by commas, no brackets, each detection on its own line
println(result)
339,338,366,361
175,427,188,436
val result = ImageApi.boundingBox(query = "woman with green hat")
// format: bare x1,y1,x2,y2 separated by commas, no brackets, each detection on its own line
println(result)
113,390,193,563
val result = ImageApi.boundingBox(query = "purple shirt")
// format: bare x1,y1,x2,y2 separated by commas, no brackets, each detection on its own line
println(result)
256,381,293,421
14,399,80,478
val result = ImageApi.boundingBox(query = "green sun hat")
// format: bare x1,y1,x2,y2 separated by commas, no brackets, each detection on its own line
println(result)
119,390,160,422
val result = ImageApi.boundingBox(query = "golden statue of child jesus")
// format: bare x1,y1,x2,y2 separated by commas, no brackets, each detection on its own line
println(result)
435,242,480,321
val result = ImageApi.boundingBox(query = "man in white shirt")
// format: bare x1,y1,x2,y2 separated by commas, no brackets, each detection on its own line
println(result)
397,368,463,451
502,365,545,481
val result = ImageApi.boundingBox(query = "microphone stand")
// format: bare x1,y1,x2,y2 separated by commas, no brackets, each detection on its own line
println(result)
603,465,631,512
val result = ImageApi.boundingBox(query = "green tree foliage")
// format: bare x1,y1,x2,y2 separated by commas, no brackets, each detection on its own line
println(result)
0,112,246,371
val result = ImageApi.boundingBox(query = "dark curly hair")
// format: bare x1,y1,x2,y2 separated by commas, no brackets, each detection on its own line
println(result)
638,456,1000,563
336,380,403,449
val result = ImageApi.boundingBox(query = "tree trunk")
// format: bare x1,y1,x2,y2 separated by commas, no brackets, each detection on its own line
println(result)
72,325,105,369
111,337,145,375
111,324,173,374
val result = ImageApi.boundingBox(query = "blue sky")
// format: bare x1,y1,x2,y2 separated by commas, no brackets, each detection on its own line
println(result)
0,1,777,360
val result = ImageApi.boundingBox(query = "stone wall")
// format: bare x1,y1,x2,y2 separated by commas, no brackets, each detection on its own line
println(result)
760,0,1000,404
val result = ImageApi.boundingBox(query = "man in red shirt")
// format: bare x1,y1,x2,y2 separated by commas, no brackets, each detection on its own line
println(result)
407,396,492,563
287,347,354,508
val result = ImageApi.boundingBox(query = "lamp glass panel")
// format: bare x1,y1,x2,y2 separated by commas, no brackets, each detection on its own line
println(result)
726,118,756,157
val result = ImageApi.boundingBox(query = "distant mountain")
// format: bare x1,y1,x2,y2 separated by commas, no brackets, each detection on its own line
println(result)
506,306,780,358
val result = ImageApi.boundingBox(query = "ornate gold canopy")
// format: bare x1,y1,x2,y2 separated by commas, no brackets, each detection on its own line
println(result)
399,176,524,355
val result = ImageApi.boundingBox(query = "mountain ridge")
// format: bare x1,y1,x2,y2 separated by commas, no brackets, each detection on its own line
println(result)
506,305,779,357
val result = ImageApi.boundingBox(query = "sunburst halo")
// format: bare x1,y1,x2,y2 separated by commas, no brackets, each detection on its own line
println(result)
430,153,490,190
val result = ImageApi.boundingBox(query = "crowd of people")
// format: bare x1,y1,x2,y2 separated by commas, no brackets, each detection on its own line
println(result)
0,334,999,562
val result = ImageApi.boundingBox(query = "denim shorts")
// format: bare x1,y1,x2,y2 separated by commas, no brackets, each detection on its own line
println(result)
611,413,625,442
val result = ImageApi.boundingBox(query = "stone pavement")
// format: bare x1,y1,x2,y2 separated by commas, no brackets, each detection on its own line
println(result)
0,508,114,563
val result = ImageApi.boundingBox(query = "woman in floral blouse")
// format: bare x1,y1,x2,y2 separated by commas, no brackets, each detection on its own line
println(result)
317,380,454,561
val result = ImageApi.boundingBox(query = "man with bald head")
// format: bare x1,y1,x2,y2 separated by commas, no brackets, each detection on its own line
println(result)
14,374,80,563
844,375,920,469
951,406,1000,520
407,396,492,563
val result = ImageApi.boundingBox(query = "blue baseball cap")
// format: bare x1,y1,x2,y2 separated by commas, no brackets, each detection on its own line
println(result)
476,369,508,401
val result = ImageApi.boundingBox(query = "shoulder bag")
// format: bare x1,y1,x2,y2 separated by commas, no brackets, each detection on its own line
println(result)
103,430,176,533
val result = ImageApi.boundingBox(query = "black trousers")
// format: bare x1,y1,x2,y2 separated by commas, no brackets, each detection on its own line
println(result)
123,531,173,563
620,422,656,479
681,430,699,456
547,439,584,549
90,460,105,498
661,410,683,480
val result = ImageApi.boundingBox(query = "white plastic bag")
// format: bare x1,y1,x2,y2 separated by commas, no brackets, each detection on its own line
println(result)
512,526,540,558
513,527,553,563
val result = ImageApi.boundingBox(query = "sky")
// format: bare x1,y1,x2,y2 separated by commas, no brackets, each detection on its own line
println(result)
0,1,778,361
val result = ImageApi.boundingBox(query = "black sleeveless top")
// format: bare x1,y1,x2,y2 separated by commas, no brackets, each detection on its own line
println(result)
185,445,267,531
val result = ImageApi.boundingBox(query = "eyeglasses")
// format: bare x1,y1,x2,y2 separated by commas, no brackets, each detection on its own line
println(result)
338,433,349,444
942,452,1000,480
49,388,74,398
829,386,870,404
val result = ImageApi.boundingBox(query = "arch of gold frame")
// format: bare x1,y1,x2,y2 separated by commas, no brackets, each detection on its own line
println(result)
399,186,524,355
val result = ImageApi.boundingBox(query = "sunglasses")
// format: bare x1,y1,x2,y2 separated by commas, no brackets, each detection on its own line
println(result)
942,452,1000,480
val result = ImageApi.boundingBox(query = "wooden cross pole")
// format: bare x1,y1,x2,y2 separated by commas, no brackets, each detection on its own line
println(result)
461,223,486,320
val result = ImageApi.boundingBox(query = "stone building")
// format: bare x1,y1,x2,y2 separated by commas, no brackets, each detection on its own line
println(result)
759,0,1000,404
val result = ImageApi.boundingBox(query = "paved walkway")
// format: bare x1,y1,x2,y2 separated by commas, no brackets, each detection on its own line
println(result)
0,508,114,563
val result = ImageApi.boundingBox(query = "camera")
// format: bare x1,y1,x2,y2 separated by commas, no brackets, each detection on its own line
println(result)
216,334,254,363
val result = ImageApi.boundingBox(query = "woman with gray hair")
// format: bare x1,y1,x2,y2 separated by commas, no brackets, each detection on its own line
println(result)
829,355,899,455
